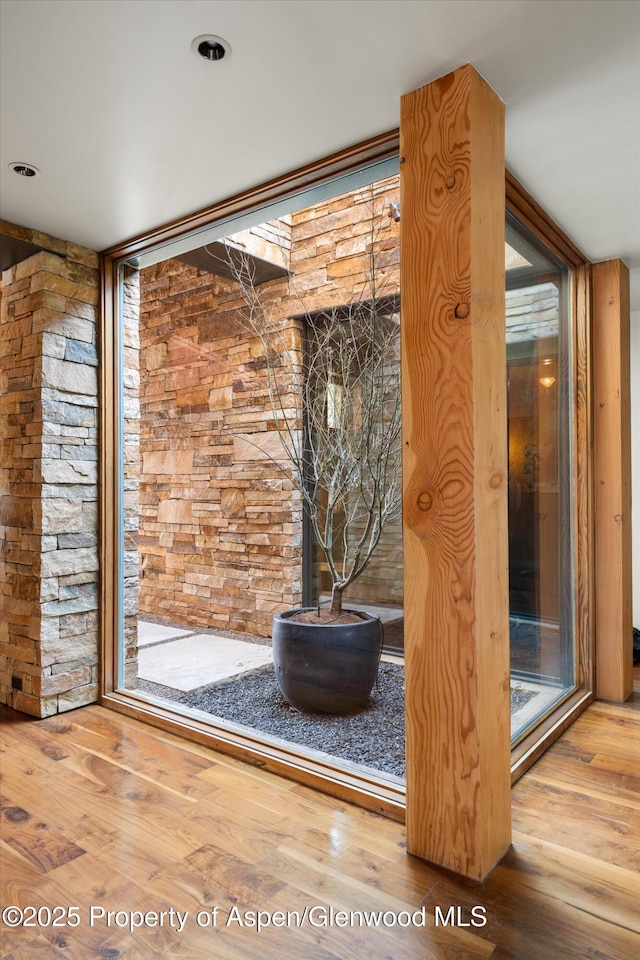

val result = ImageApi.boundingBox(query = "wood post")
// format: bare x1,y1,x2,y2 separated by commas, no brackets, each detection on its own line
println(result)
593,259,632,702
400,65,510,880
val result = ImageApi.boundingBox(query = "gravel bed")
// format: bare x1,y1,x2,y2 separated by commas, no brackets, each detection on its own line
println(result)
137,664,536,780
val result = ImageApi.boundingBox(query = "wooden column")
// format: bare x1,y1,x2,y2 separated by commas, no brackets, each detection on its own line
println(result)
400,65,510,880
593,259,632,702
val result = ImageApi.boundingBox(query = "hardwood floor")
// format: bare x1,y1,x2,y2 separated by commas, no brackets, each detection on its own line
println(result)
1,696,638,959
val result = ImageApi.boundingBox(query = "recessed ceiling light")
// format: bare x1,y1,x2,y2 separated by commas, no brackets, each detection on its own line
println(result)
9,162,40,178
191,34,231,62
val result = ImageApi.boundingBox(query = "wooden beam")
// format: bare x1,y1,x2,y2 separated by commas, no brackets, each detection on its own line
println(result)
593,259,632,702
400,64,510,880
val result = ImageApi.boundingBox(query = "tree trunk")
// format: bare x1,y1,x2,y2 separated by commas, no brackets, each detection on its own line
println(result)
330,582,343,614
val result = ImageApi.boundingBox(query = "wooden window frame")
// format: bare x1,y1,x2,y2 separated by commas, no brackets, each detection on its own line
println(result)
99,133,595,819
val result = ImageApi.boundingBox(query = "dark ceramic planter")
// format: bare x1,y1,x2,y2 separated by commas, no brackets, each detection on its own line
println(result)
272,607,382,714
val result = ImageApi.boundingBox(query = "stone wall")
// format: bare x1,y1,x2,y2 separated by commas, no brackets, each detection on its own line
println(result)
122,266,142,687
137,258,301,638
0,197,568,712
0,222,99,716
136,177,403,635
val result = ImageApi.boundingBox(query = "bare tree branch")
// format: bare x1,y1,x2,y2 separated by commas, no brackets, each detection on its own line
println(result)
224,187,401,614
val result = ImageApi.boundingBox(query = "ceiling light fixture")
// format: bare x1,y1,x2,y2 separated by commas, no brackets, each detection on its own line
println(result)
9,162,39,178
539,357,555,387
191,35,231,61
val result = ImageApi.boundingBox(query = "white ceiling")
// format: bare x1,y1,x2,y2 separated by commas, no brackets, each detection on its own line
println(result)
1,0,639,306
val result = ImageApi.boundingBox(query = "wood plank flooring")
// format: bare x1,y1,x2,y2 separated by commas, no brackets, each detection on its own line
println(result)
1,696,638,959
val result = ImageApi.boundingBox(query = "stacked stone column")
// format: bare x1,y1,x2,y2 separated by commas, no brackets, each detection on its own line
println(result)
0,225,99,716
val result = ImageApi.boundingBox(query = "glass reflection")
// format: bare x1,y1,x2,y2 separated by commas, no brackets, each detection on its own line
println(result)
506,213,576,741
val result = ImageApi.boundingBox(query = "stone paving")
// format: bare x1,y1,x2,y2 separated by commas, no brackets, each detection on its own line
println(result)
137,621,272,692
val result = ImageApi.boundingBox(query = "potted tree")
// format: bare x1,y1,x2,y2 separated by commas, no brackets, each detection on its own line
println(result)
226,189,401,713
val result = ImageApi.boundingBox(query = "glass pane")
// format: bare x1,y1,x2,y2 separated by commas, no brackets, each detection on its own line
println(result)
506,213,576,741
305,296,404,653
115,179,577,761
115,167,405,783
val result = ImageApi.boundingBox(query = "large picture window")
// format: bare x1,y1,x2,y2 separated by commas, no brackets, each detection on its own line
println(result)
105,155,408,814
505,212,577,742
101,135,593,812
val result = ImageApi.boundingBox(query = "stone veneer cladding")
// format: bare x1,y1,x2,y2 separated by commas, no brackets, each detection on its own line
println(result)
136,258,303,640
0,221,99,716
135,178,404,638
0,199,561,709
122,266,142,686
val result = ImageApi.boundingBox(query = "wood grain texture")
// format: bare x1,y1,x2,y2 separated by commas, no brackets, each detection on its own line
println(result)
400,64,510,879
0,796,86,874
593,259,633,701
100,689,407,822
1,697,638,959
574,263,594,693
